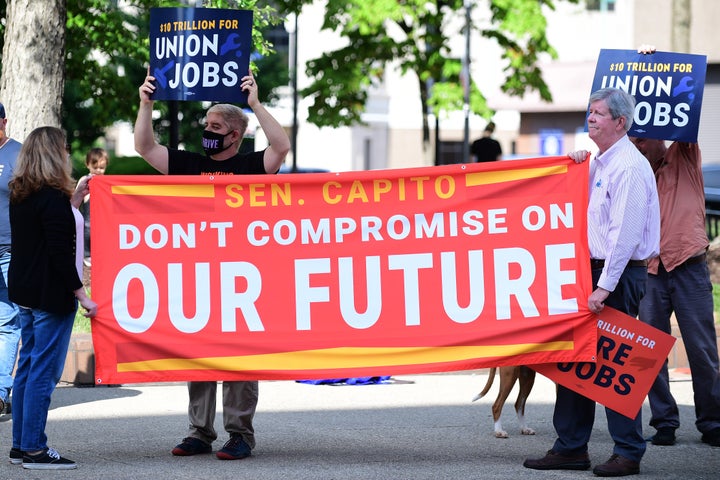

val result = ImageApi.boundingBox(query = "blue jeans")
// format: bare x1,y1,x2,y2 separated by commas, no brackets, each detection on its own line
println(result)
0,251,20,403
552,264,648,462
12,306,75,452
638,261,720,434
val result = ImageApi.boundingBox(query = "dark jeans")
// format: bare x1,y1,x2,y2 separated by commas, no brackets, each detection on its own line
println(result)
551,264,648,462
638,261,720,434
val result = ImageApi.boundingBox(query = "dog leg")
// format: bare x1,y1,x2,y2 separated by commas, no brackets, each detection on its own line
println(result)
493,419,509,439
491,367,517,439
514,366,536,435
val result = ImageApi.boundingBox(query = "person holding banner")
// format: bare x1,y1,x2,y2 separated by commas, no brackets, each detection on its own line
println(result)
632,136,720,448
8,126,97,469
135,69,290,460
524,88,660,477
78,147,109,267
630,44,720,449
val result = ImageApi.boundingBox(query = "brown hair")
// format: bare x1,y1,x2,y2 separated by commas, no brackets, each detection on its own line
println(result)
9,126,74,203
85,147,109,168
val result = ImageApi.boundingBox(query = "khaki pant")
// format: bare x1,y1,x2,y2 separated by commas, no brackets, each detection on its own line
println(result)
186,381,258,449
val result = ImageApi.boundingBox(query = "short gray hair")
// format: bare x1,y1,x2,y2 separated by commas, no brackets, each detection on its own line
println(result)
207,103,250,137
588,88,636,132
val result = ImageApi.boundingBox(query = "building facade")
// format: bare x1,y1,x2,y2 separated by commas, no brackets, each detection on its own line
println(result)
282,0,719,172
489,0,720,164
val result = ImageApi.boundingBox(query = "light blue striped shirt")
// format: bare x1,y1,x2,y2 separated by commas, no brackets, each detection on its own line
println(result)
588,135,660,292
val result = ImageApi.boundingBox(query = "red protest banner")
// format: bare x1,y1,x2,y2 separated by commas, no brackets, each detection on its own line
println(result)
532,306,676,418
90,156,595,384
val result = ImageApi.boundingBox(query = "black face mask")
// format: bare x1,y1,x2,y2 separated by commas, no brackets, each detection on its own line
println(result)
202,130,235,156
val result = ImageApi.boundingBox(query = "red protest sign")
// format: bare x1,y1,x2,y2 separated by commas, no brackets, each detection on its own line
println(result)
532,306,676,418
90,157,596,384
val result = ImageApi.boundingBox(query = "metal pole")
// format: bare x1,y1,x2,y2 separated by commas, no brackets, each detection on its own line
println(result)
291,12,299,172
462,0,471,164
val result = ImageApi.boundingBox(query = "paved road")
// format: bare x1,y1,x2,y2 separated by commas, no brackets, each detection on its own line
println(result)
0,371,717,479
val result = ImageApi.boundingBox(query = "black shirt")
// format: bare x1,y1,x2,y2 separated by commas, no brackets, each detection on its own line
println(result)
470,137,502,162
168,148,268,175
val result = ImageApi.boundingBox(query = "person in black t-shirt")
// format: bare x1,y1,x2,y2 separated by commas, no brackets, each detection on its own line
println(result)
136,71,289,177
470,122,502,162
134,70,290,461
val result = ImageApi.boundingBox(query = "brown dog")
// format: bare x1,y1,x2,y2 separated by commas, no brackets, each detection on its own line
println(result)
472,366,536,438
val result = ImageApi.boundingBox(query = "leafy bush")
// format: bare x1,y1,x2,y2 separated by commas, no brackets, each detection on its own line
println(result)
73,311,92,334
72,154,160,178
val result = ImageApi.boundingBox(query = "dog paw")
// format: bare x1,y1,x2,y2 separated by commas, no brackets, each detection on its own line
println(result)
494,430,509,439
520,427,536,435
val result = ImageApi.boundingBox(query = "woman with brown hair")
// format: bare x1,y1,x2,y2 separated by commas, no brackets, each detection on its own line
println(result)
7,126,96,470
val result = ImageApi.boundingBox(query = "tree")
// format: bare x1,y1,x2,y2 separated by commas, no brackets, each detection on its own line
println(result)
62,0,285,155
63,0,151,149
0,0,286,154
275,0,578,150
671,0,690,52
0,0,66,140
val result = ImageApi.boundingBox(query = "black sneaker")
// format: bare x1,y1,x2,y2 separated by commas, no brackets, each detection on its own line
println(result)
701,428,720,447
22,448,77,470
9,448,23,465
216,434,251,460
650,427,676,446
171,437,212,456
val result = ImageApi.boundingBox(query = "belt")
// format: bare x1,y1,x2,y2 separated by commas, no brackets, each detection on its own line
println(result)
590,258,648,270
664,252,707,270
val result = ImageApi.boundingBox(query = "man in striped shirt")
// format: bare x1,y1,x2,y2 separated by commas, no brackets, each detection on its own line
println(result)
524,88,660,477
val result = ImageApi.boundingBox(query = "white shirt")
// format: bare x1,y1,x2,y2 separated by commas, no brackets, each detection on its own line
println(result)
587,135,660,291
72,206,84,281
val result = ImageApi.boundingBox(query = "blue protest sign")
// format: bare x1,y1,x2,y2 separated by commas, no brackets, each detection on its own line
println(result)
590,49,707,142
149,7,252,103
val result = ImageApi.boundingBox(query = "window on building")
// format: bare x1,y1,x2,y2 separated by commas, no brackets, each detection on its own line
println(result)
362,138,372,170
586,0,616,11
438,141,465,165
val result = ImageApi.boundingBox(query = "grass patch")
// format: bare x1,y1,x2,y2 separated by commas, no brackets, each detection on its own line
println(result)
714,283,720,324
72,285,93,333
73,309,92,333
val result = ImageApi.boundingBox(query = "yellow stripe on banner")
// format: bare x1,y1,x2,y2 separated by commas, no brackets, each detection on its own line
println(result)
466,165,568,187
116,342,573,373
111,184,216,198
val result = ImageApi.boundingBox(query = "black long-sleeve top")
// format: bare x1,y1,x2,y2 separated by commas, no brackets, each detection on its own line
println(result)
9,186,82,314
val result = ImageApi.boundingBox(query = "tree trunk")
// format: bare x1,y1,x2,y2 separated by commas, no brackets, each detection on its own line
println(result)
671,0,691,53
0,0,66,141
419,77,431,151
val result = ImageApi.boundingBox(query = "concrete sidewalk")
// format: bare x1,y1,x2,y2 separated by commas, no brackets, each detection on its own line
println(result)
0,372,717,479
